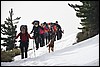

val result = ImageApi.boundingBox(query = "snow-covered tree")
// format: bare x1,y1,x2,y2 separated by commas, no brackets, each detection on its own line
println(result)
1,8,21,50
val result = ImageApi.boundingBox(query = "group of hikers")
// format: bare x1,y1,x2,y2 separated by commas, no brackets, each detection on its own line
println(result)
15,20,64,59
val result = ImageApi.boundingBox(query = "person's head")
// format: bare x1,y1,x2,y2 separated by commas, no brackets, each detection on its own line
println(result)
20,26,26,33
20,25,27,33
40,23,43,27
55,21,58,24
43,22,46,25
34,22,39,27
33,20,40,27
32,20,40,25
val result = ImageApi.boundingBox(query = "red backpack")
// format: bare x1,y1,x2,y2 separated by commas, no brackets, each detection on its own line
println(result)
53,25,57,32
39,28,44,34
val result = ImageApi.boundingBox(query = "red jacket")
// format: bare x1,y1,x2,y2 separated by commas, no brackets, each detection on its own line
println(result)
39,28,44,34
53,25,57,32
44,26,49,33
15,32,33,42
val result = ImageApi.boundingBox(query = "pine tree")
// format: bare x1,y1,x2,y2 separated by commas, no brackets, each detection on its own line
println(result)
68,1,99,42
1,8,21,50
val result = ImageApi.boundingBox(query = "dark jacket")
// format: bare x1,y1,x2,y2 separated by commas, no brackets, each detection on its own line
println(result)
30,26,41,38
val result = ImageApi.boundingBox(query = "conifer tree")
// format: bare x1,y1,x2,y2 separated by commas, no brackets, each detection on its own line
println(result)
1,8,21,50
68,1,99,42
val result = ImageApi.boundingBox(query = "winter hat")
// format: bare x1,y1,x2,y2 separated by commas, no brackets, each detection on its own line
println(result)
43,22,46,25
32,20,40,25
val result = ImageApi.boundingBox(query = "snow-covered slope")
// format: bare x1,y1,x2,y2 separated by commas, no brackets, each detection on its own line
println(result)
1,34,99,66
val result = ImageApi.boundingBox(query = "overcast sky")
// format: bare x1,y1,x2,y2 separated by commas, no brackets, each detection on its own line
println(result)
1,1,82,42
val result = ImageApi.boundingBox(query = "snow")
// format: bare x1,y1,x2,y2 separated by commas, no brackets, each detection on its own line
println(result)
1,33,99,66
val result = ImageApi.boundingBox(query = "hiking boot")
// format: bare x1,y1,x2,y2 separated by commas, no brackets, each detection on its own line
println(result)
36,48,38,50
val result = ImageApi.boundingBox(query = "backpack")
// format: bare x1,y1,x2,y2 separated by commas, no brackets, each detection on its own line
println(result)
39,27,44,34
53,25,57,32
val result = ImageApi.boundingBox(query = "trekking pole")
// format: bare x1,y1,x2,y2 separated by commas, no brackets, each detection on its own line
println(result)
33,39,36,57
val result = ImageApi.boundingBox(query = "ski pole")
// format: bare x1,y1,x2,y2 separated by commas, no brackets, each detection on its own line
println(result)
33,39,36,57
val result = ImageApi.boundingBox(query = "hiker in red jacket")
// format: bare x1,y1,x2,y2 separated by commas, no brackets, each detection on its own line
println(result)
43,22,49,45
39,23,45,47
15,25,33,59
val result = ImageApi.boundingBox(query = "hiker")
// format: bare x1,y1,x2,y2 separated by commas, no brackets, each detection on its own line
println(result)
47,23,51,42
30,20,41,50
39,23,45,47
51,23,57,41
48,22,55,42
55,21,64,40
15,25,33,59
43,22,49,45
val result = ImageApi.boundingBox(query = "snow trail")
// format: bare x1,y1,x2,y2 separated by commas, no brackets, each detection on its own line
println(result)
1,34,99,66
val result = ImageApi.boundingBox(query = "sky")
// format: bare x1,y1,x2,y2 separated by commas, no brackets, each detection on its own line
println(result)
1,1,82,47
1,33,99,66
